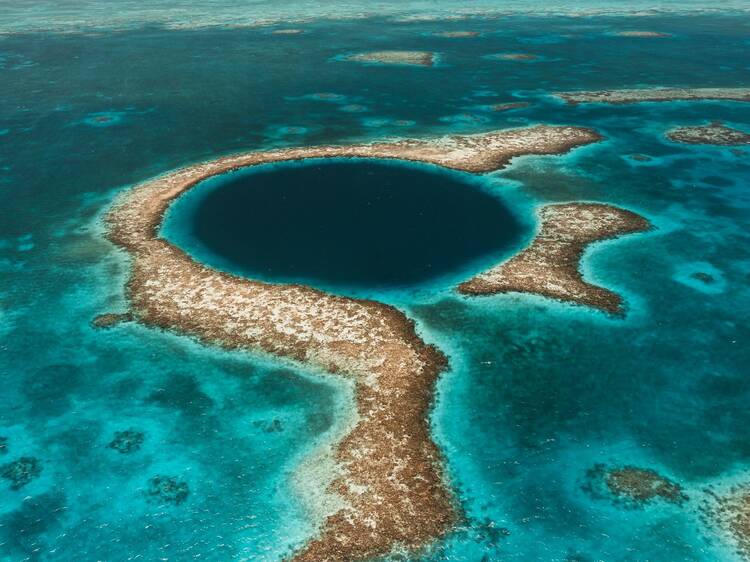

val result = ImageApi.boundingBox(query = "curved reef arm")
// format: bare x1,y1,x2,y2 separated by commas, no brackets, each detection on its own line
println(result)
105,126,601,561
458,203,651,315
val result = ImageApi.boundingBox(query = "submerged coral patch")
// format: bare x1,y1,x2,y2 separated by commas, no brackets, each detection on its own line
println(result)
108,429,145,454
80,111,127,127
147,475,189,505
672,262,727,294
485,52,539,61
1,457,42,490
92,312,133,329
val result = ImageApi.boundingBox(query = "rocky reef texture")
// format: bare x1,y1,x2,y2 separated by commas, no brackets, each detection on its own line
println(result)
707,484,750,559
666,122,750,145
614,31,671,37
458,203,651,314
605,466,687,505
105,126,601,561
92,312,134,329
584,464,687,507
432,31,479,38
343,50,435,66
108,429,145,454
147,475,189,505
1,457,42,490
556,87,750,105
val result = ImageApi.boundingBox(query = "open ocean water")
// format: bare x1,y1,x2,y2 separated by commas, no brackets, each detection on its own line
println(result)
1,4,749,561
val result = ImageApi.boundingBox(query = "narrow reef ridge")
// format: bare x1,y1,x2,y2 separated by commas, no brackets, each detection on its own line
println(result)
343,50,435,66
666,122,750,145
487,52,538,61
613,30,672,37
556,87,750,105
432,31,479,38
458,203,651,315
105,126,601,562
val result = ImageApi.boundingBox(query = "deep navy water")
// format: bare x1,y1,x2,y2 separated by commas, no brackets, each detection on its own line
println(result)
163,160,526,294
1,7,750,562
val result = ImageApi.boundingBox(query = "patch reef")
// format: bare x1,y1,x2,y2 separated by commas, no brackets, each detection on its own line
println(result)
343,50,436,66
666,122,750,145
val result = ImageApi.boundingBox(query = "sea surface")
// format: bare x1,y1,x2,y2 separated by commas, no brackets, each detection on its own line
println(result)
1,5,750,561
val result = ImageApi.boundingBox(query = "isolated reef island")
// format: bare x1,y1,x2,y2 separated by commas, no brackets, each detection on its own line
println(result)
666,122,750,145
105,125,652,561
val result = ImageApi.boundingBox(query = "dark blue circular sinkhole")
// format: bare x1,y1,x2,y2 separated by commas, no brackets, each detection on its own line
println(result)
164,159,526,291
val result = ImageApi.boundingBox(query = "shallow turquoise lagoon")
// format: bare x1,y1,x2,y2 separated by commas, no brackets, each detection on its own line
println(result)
1,8,750,561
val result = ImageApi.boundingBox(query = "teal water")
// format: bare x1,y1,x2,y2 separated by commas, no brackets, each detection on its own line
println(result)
2,8,750,561
162,159,526,296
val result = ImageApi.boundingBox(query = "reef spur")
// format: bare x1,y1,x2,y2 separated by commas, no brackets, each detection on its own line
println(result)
459,203,651,314
106,126,605,561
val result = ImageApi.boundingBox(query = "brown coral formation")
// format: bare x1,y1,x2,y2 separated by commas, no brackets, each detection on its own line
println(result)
710,484,750,559
344,51,436,67
92,312,134,328
614,31,671,37
432,31,480,38
556,87,750,105
105,126,601,561
605,466,687,505
458,203,651,314
666,122,750,145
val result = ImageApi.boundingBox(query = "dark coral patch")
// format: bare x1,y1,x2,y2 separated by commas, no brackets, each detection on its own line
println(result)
583,463,687,507
108,429,145,454
690,272,715,284
1,457,42,490
147,475,189,505
253,419,284,433
92,312,133,329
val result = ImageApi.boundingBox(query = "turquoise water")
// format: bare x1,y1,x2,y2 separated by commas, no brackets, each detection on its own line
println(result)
162,159,526,297
1,8,750,561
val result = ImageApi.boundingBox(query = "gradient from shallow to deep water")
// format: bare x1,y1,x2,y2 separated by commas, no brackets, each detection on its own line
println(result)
162,159,527,297
1,10,749,562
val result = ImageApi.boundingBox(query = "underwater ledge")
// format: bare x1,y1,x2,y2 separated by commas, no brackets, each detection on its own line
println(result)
103,126,650,561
